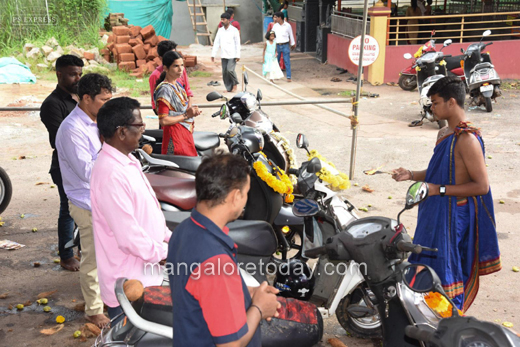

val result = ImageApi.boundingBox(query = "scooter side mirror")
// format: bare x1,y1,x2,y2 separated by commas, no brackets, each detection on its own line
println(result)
292,198,320,217
403,264,434,292
257,89,263,101
244,71,249,85
405,181,429,210
483,30,491,37
296,133,310,149
206,91,224,102
403,53,413,60
307,157,322,174
443,39,452,47
461,48,464,54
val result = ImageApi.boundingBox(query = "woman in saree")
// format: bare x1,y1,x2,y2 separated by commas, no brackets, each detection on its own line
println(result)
154,51,202,156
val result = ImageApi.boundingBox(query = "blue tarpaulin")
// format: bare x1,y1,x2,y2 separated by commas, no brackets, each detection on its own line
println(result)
107,0,173,38
0,57,36,84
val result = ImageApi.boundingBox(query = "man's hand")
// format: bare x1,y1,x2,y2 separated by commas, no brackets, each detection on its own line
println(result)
392,167,412,182
186,105,202,118
235,58,240,62
291,45,296,51
251,282,281,321
211,57,215,63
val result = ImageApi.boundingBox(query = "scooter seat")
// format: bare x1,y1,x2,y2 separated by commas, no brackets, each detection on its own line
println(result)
444,55,464,71
135,286,173,327
193,131,220,151
145,175,196,211
163,212,278,257
471,62,494,74
150,153,201,173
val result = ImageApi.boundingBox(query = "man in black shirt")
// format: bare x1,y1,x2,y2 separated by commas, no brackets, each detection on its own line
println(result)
40,55,83,271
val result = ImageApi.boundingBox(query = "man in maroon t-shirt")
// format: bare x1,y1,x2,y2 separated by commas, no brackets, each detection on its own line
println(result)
217,8,241,37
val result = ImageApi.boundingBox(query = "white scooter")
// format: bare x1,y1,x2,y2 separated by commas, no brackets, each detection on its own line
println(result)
404,39,453,128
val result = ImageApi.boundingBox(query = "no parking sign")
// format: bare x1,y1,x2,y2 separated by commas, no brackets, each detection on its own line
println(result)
348,35,380,67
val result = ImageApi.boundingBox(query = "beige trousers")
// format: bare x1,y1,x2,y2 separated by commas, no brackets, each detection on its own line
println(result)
69,203,104,316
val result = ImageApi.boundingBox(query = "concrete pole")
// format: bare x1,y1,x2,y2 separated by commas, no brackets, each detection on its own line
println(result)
349,0,370,180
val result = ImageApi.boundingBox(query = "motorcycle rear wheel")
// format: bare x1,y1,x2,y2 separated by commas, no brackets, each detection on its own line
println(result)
336,284,382,339
0,167,13,215
398,74,417,91
485,97,493,112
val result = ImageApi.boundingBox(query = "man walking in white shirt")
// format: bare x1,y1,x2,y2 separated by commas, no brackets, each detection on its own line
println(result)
272,11,296,82
211,12,241,92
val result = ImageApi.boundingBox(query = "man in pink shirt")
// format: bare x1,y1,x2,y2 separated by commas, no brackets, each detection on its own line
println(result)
90,97,172,322
149,40,193,111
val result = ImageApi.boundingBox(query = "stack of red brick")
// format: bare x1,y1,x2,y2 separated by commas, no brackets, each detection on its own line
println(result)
101,24,168,76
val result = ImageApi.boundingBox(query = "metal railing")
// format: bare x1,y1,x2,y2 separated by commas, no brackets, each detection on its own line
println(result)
387,11,520,45
331,12,370,38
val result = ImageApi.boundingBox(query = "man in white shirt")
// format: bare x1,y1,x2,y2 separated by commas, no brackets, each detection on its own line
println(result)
272,11,296,82
211,12,241,92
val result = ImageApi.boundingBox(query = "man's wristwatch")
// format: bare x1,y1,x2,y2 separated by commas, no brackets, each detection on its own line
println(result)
439,185,446,197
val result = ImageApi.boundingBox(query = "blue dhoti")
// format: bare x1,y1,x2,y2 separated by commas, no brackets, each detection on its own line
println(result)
409,123,501,312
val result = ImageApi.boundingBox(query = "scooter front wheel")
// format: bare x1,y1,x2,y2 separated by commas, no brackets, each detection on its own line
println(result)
398,74,417,91
485,97,493,112
336,284,382,339
0,167,12,215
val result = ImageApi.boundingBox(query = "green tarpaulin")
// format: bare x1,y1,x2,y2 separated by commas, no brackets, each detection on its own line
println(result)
107,0,173,38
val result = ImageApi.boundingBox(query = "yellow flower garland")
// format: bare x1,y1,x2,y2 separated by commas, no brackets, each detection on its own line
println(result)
307,150,351,191
253,153,294,203
269,131,298,185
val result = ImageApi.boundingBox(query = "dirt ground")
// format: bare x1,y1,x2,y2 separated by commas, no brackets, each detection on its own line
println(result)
1,43,519,347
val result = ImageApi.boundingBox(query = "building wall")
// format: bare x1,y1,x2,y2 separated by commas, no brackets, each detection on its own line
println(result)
327,33,520,82
170,0,196,45
384,40,520,82
202,0,264,44
327,34,371,75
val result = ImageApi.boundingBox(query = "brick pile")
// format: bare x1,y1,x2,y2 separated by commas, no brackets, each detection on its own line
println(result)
99,14,199,77
101,23,168,77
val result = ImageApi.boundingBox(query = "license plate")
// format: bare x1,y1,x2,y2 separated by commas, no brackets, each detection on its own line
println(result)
480,84,493,92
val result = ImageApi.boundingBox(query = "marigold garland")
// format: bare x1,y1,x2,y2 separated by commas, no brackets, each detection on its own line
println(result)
269,131,298,185
307,150,351,191
424,292,463,318
253,153,294,203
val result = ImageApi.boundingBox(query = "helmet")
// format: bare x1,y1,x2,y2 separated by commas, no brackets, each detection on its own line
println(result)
274,259,315,301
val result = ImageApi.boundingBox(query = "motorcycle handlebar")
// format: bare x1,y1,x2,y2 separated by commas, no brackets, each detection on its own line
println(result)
444,54,452,58
397,240,422,254
305,246,327,258
397,241,438,254
405,326,434,342
211,111,220,118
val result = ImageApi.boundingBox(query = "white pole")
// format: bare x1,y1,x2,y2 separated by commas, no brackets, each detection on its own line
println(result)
349,0,370,180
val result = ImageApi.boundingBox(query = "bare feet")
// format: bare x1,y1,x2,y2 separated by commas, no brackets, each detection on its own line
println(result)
85,313,111,328
231,85,238,92
287,78,292,82
270,79,275,84
60,257,80,271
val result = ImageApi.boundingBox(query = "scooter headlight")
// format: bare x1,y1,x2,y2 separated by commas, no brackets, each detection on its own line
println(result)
423,292,462,319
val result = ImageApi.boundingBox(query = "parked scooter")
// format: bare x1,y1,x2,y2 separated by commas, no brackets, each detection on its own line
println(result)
296,180,462,346
93,217,324,346
399,38,465,91
404,39,453,128
461,30,502,112
0,166,12,215
136,125,303,261
406,314,520,347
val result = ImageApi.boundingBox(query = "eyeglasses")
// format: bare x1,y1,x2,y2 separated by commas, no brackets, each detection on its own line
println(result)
117,122,146,130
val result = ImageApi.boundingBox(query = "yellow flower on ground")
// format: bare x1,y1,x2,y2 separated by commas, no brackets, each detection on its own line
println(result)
56,315,65,324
